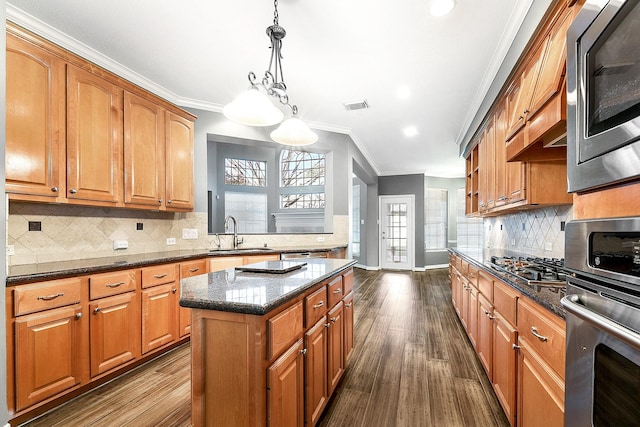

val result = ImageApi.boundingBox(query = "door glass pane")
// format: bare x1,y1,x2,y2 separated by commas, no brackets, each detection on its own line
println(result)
593,344,640,426
385,203,408,263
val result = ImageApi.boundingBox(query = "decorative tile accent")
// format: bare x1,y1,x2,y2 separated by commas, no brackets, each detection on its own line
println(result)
7,202,349,266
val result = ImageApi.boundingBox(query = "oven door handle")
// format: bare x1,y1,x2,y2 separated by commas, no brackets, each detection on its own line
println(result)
562,294,640,350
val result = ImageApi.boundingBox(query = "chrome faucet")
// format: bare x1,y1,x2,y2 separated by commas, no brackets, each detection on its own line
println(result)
224,215,243,249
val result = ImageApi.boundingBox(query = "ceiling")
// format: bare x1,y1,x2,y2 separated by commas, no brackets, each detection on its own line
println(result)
7,0,543,178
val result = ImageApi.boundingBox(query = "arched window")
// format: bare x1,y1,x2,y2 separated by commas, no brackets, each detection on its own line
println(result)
279,149,326,209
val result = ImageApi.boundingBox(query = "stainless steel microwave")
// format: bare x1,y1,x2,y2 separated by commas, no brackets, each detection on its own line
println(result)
567,0,640,193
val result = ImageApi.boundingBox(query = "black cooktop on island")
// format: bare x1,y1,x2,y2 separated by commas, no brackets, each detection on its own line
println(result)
488,255,568,294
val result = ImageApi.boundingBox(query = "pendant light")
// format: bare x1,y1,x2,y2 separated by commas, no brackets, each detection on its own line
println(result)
224,0,318,145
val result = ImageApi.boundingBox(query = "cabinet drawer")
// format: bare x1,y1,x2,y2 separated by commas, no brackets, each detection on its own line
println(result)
141,263,177,288
343,269,354,295
467,265,479,285
180,259,207,279
477,271,494,301
460,260,469,275
268,302,303,360
493,280,519,326
517,298,565,379
305,286,328,328
14,278,82,316
327,276,344,308
89,270,136,300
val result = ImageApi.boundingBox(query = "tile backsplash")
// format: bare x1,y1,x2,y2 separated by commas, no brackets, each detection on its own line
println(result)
484,205,573,259
7,202,349,266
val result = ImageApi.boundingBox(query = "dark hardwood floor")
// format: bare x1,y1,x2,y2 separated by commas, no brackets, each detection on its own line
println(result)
22,268,508,427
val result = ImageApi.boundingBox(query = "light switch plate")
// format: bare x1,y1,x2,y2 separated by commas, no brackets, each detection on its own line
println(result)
113,240,128,250
544,242,553,251
182,229,198,240
6,245,15,256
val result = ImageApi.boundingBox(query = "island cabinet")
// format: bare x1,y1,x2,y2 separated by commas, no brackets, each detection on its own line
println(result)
178,259,208,337
5,23,195,211
186,262,356,427
448,254,564,427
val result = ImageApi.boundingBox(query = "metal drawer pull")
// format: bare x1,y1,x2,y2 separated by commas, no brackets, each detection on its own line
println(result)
484,310,495,319
300,348,307,355
313,301,324,309
188,268,200,273
51,186,59,192
69,188,77,194
332,288,342,294
37,292,64,301
324,323,331,328
345,303,352,308
106,281,125,288
330,317,337,323
153,273,168,279
93,307,101,314
75,312,83,319
172,288,177,293
530,327,548,342
512,344,520,350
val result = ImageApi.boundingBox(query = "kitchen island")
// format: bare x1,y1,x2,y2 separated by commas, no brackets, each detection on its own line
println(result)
180,258,357,427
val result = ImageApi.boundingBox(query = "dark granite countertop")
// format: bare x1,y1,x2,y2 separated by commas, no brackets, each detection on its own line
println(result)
179,258,357,315
449,247,566,319
6,244,347,286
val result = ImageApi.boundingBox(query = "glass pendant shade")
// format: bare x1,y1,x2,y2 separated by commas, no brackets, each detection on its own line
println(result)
430,0,456,16
270,117,318,146
223,88,284,126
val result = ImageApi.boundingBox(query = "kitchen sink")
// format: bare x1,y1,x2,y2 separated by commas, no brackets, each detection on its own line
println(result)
208,247,273,254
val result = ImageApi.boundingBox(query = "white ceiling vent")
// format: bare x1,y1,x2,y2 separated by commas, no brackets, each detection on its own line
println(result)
343,99,370,111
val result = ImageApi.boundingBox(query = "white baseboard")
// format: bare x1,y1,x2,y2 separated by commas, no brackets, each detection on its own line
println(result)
425,264,449,270
354,264,381,271
413,267,426,272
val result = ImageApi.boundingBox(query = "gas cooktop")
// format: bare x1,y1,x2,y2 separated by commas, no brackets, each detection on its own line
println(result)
488,256,568,293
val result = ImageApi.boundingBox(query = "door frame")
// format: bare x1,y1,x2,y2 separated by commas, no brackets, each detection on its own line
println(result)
378,195,415,270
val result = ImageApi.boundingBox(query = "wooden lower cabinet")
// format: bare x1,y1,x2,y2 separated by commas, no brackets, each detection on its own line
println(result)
14,304,86,411
141,283,178,354
179,259,208,337
267,339,305,427
305,317,328,426
343,292,354,364
89,292,140,377
327,302,345,395
477,293,493,378
493,312,518,427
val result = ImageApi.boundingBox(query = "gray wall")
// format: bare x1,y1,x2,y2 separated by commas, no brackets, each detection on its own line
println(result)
424,176,465,267
378,174,425,268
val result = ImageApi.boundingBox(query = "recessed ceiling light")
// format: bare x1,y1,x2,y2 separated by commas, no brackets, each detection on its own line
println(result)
396,86,411,99
403,126,418,137
430,0,456,17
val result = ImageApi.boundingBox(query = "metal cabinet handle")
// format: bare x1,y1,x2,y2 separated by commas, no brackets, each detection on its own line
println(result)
332,288,342,294
483,309,495,319
51,186,59,192
324,323,331,328
168,199,173,204
530,327,548,342
300,348,307,355
313,301,324,309
37,292,64,301
69,188,77,194
512,344,520,350
75,312,83,319
153,274,168,279
188,268,200,273
345,303,352,308
497,196,507,201
93,307,101,314
172,288,177,294
158,199,163,204
106,281,125,288
330,317,337,323
518,115,524,120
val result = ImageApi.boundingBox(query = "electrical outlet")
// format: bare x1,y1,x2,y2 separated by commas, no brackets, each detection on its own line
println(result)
6,245,15,256
511,239,516,246
166,237,176,245
113,240,128,250
182,229,198,240
544,242,553,251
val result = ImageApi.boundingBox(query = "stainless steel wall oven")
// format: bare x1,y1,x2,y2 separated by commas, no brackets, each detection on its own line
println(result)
563,218,640,426
566,0,640,193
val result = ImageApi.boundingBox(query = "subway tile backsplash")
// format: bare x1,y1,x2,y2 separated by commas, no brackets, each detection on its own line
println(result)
7,202,349,266
484,205,573,259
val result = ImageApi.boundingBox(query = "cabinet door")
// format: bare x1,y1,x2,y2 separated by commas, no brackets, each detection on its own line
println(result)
66,65,123,203
305,317,328,426
179,259,208,337
493,314,518,427
506,51,544,140
209,256,245,272
467,285,479,349
14,304,85,410
164,111,194,210
267,339,304,427
6,34,65,199
477,294,493,379
141,283,178,354
477,133,487,212
327,302,344,395
506,161,526,203
493,101,508,206
517,339,564,427
484,119,496,210
343,292,354,365
89,292,140,377
124,91,165,208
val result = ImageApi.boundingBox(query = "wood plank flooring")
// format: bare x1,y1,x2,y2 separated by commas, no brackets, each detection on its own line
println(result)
22,268,509,427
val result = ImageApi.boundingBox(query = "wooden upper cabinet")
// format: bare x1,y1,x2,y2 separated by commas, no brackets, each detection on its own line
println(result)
506,49,543,141
66,65,123,204
6,33,66,200
484,118,496,210
477,132,488,212
124,92,165,208
494,101,508,206
528,11,570,118
165,111,195,210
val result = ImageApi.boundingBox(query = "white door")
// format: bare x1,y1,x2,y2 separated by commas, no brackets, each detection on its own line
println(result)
379,195,414,270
